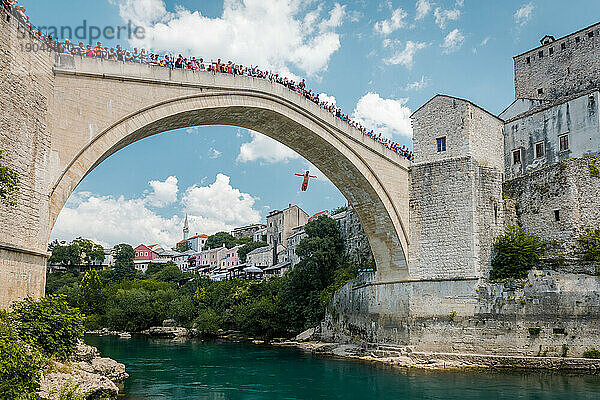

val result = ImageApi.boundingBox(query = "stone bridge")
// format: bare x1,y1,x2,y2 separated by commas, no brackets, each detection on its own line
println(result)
0,17,410,307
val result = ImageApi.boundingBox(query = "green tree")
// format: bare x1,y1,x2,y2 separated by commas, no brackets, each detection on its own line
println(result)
72,237,104,266
175,240,190,252
577,229,600,263
113,243,135,266
78,270,104,315
150,262,187,283
0,315,43,399
235,237,253,246
238,241,268,264
108,262,137,283
204,232,236,250
0,150,19,207
280,216,345,331
193,308,222,336
10,295,85,360
48,240,81,266
490,225,544,280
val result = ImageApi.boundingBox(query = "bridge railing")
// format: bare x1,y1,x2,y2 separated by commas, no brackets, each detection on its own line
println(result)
2,1,413,161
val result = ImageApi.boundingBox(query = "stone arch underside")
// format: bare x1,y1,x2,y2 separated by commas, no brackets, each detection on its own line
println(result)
49,91,409,280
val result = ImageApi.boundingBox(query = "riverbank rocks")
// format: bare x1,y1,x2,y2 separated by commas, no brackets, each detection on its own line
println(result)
295,328,316,342
39,343,128,400
144,326,189,338
163,319,177,327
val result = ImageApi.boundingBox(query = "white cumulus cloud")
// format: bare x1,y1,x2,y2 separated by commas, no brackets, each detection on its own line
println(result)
433,7,461,29
111,0,346,76
441,29,465,54
514,2,534,27
237,130,301,163
415,0,431,21
352,93,412,139
318,92,337,105
384,40,428,68
145,176,178,207
374,8,407,35
51,174,262,248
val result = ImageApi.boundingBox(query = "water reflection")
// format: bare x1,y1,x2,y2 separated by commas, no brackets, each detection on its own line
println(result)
85,335,600,400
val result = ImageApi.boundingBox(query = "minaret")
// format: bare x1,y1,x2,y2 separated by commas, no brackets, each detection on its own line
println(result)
183,214,190,240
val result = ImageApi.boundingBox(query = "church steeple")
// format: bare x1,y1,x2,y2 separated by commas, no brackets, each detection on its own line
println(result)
183,214,190,240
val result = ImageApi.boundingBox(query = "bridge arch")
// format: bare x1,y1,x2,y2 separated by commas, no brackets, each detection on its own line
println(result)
49,79,409,279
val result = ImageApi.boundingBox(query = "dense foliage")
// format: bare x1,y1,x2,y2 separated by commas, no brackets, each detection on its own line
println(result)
47,216,360,337
48,238,104,267
113,243,135,266
0,296,85,399
577,229,600,263
204,232,237,250
11,295,85,360
176,240,191,252
0,150,19,207
0,313,43,400
490,225,543,280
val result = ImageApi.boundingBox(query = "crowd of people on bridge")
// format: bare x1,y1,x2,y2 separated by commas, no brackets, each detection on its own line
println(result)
2,0,414,161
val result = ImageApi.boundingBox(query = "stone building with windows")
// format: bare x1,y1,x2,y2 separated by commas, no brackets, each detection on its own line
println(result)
407,22,600,280
231,224,267,240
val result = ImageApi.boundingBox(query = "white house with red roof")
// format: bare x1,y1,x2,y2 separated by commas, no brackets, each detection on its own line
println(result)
186,234,208,252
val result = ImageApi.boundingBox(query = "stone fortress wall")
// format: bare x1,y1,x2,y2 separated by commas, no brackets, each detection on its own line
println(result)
409,96,505,280
323,21,600,357
514,22,600,101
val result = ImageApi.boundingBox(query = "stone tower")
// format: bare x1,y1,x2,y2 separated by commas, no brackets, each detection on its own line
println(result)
183,214,190,240
408,95,505,280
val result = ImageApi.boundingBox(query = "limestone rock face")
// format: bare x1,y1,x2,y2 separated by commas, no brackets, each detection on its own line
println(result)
70,342,100,363
162,318,177,327
39,342,128,400
39,366,120,400
295,328,316,342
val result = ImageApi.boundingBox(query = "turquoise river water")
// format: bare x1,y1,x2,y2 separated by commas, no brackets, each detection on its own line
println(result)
85,335,600,399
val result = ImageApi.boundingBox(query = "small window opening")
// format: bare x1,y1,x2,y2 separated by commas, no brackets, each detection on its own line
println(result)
526,56,531,64
549,47,554,55
494,203,498,224
589,31,594,38
512,149,521,165
436,136,447,153
538,50,544,58
559,133,569,151
561,42,566,50
575,36,580,43
554,210,560,222
535,141,545,158
538,88,544,95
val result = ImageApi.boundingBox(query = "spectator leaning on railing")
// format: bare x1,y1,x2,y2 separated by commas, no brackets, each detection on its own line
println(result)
3,0,414,161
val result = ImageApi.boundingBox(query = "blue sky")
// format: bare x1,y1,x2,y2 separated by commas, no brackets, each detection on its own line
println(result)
38,0,600,248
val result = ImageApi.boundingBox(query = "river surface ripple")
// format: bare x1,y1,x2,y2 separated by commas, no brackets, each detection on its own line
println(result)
84,334,600,400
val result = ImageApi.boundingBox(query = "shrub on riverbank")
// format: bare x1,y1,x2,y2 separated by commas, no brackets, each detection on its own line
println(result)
11,295,85,360
0,296,86,399
0,313,43,399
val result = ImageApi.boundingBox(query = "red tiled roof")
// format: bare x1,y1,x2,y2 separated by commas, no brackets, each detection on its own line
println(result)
188,234,208,239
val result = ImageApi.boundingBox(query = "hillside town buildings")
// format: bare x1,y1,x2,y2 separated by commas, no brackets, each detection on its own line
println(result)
232,224,267,240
